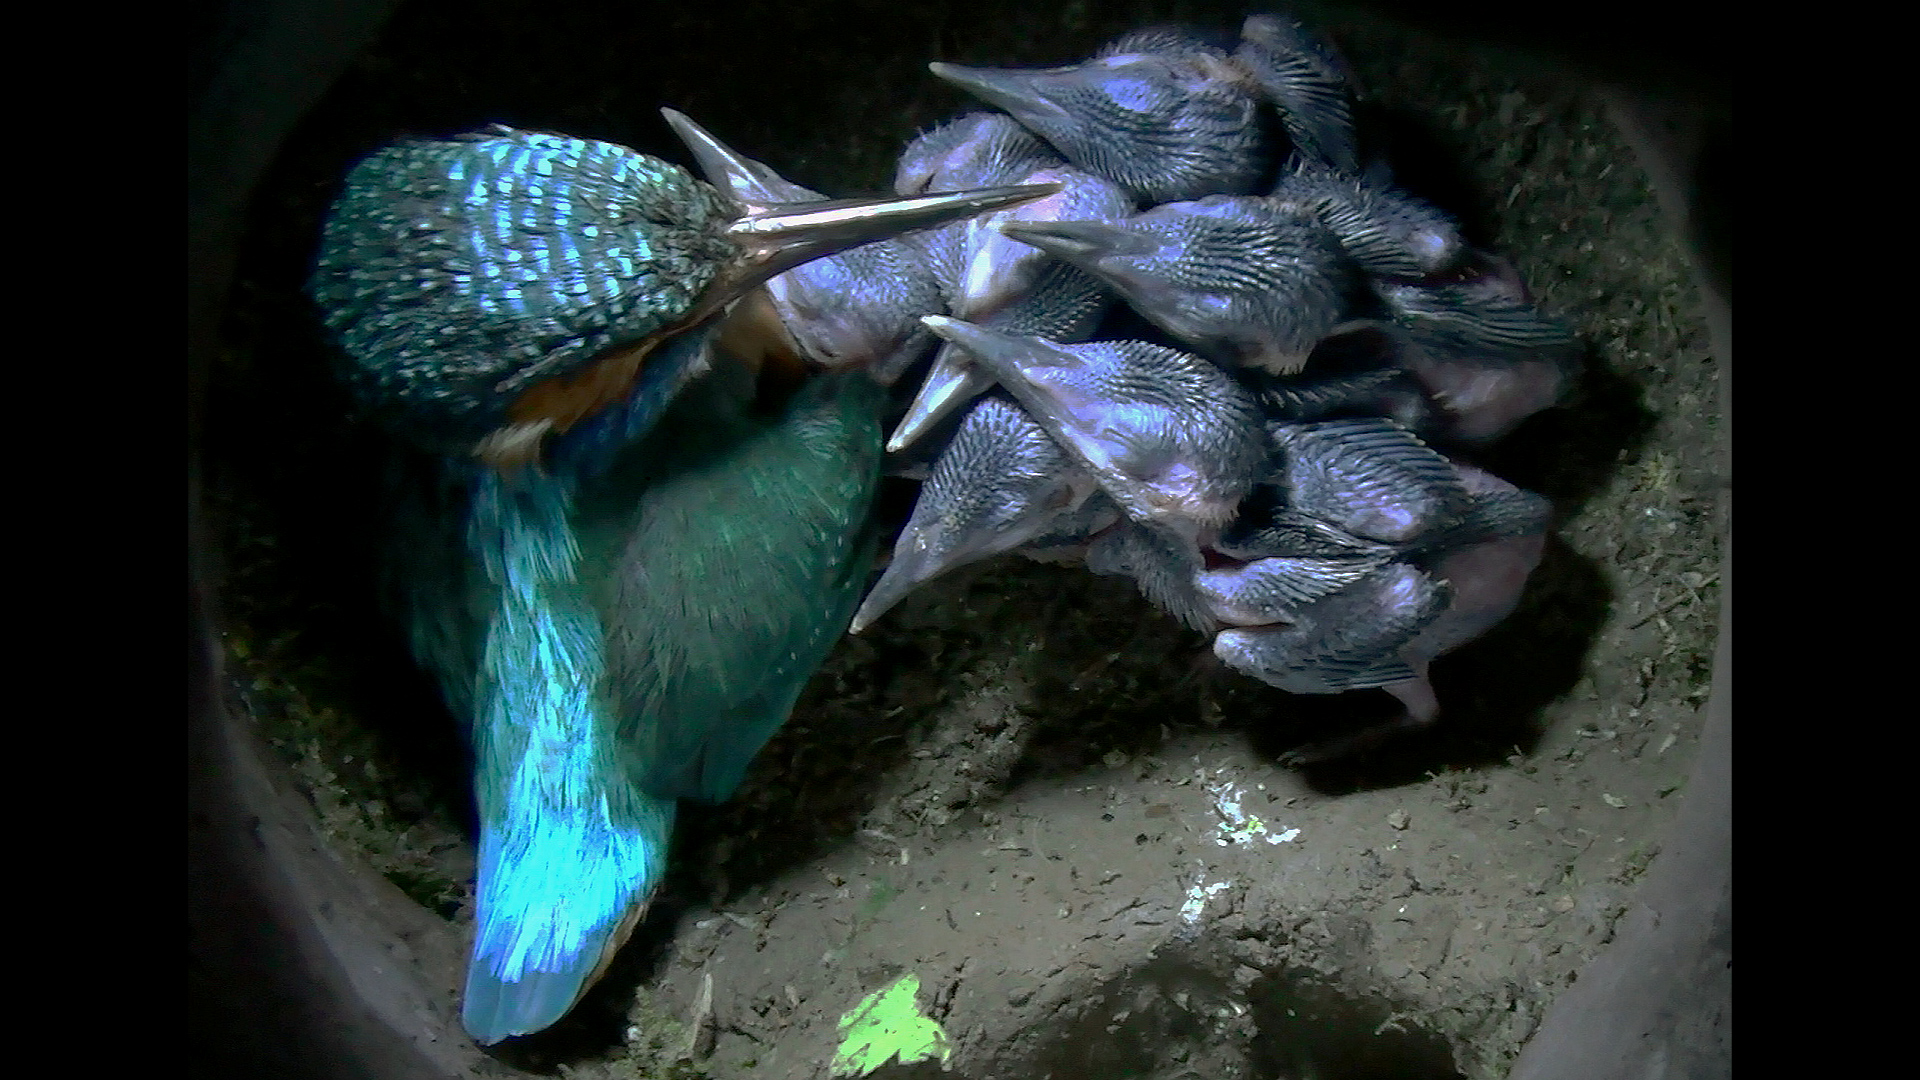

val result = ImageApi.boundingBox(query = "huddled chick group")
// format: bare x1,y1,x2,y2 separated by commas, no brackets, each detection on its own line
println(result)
702,14,1578,762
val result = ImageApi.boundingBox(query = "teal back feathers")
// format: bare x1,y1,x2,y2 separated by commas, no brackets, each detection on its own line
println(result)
384,348,884,1043
463,464,675,1043
577,361,886,803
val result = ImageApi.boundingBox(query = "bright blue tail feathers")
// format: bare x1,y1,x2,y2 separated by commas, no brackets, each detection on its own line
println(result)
462,471,674,1045
463,797,674,1044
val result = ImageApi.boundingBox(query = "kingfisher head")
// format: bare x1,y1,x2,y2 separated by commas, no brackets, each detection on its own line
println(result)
308,117,1055,472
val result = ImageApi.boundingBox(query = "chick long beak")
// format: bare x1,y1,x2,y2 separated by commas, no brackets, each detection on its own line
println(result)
927,62,1075,132
996,218,1145,265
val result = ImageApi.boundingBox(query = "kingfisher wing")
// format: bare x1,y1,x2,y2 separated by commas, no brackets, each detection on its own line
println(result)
581,366,885,805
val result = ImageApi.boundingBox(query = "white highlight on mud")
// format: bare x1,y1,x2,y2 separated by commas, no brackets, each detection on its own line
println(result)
1180,879,1234,925
1207,779,1300,846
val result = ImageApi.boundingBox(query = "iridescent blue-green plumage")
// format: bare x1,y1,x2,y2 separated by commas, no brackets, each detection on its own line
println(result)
307,122,1029,1046
383,347,884,1044
309,128,732,451
460,464,674,1043
310,133,746,1043
580,365,883,804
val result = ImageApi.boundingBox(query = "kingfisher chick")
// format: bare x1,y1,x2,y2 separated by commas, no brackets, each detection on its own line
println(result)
1193,550,1393,627
1001,194,1361,374
887,113,1133,452
1378,279,1582,444
892,114,1072,319
1216,458,1550,763
851,395,1117,632
1213,560,1451,698
929,17,1362,202
921,317,1268,539
894,112,1058,211
1271,163,1466,279
1265,417,1473,545
1196,416,1467,642
1234,14,1360,173
1084,520,1219,633
930,27,1273,203
1397,465,1550,680
1161,327,1426,457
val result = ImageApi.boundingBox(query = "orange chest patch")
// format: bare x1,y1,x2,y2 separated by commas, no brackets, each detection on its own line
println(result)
505,338,661,432
498,286,814,445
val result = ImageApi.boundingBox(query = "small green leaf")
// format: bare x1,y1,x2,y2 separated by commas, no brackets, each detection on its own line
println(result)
830,973,952,1076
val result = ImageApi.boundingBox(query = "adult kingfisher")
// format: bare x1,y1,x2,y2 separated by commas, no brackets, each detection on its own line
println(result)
308,113,1051,1045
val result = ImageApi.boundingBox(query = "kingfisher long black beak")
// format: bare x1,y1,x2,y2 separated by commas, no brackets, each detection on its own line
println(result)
662,107,1061,304
727,190,1065,281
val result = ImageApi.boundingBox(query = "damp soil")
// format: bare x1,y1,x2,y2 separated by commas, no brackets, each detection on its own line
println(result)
203,2,1723,1077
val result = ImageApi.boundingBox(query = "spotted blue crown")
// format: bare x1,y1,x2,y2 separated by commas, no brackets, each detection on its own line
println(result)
308,127,734,450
